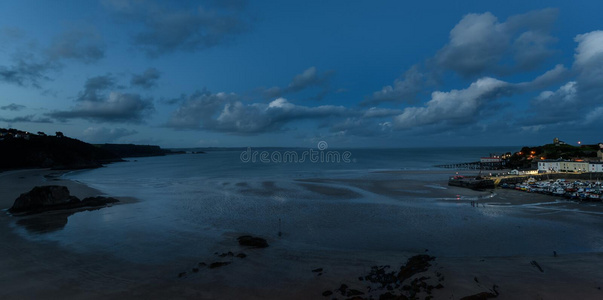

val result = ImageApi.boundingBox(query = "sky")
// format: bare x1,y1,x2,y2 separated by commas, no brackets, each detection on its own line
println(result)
1,0,602,148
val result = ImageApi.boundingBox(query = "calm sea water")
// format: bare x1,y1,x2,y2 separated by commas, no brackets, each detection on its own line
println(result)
12,147,603,263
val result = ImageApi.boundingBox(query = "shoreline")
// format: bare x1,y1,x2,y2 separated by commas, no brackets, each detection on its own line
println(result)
1,168,603,299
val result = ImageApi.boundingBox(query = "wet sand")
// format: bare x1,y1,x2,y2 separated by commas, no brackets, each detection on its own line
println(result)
1,169,603,299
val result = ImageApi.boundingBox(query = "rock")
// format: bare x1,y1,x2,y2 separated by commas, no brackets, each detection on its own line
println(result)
397,255,435,282
459,292,498,300
337,284,348,294
347,289,364,296
530,260,544,272
178,272,186,278
364,265,397,287
322,290,333,297
9,186,78,213
237,235,269,248
192,268,199,273
9,185,119,214
379,292,409,300
236,253,247,258
312,268,324,273
209,262,231,269
80,196,119,207
218,252,234,257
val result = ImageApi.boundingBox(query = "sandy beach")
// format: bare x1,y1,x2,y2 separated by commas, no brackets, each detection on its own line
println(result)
1,169,603,299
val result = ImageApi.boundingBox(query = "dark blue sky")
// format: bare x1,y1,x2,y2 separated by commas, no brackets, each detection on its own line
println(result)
1,0,602,148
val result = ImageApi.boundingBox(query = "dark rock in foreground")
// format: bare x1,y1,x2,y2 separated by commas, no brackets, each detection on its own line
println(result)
9,185,119,214
459,291,498,300
237,235,269,248
379,292,409,300
397,255,435,282
209,262,231,269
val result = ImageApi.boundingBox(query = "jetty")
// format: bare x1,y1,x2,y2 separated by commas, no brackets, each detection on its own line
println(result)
448,175,495,190
436,161,504,170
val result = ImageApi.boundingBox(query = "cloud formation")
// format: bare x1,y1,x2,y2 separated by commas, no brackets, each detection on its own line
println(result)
261,67,334,100
0,26,105,88
524,81,577,125
574,30,603,93
0,55,53,88
49,92,154,123
435,8,558,77
367,9,560,106
520,30,603,129
103,0,250,56
1,103,25,111
393,77,511,129
167,90,347,134
0,114,52,124
131,68,161,89
363,65,432,105
46,28,105,64
78,74,116,102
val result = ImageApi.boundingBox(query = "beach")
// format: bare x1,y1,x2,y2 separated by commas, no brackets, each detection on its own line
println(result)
1,167,603,299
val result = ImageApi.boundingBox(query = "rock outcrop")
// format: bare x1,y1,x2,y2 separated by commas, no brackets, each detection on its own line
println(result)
9,185,119,214
237,235,269,248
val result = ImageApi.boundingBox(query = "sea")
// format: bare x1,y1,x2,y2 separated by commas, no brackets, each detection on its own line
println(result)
12,147,603,263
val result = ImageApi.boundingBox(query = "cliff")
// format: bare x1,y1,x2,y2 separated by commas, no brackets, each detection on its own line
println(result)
0,131,122,169
0,128,181,170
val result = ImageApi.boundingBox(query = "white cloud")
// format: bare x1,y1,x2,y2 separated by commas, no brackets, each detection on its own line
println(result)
522,30,603,128
167,91,347,134
533,81,577,106
574,30,603,67
436,8,558,77
393,77,509,129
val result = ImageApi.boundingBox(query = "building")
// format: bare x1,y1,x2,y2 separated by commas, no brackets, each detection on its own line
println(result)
538,159,561,172
589,162,603,173
553,137,567,146
480,157,502,163
559,161,589,173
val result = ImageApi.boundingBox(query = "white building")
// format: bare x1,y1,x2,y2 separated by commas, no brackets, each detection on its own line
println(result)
538,160,561,172
589,162,603,173
560,161,589,173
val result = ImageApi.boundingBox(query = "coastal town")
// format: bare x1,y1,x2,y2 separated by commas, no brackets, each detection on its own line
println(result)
449,138,603,201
